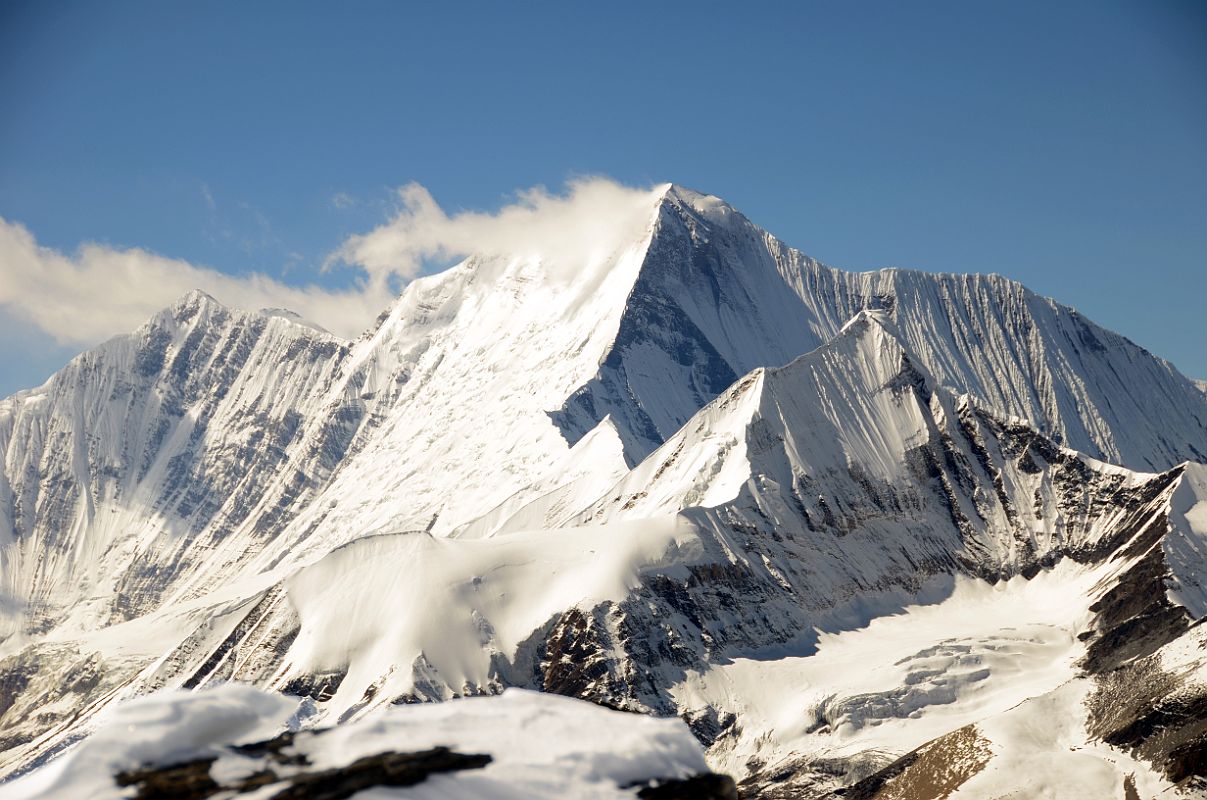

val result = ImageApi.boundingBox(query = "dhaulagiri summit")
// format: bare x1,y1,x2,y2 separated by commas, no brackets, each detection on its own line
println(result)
1,185,1205,798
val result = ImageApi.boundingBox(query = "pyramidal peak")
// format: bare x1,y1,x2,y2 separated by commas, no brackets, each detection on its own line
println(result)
659,182,740,220
161,287,228,322
574,309,931,523
175,287,221,307
758,307,914,398
257,307,333,335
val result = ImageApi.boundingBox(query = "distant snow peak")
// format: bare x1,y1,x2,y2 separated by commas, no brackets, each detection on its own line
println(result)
174,287,221,309
258,307,332,335
660,183,738,221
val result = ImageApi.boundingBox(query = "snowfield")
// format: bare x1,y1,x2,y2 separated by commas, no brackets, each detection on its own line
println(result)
676,564,1093,773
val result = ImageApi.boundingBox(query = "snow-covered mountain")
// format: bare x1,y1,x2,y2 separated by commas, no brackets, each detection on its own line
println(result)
2,184,1205,797
557,187,1207,472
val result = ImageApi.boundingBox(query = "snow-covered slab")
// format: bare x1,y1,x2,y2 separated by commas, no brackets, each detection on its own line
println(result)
3,685,715,800
1166,462,1207,617
283,517,702,717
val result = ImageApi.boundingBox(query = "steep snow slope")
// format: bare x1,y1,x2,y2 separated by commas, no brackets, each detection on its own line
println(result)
0,291,346,639
246,232,659,567
556,186,1207,471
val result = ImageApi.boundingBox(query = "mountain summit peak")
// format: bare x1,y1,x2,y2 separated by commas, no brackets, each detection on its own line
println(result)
170,288,223,313
658,183,744,228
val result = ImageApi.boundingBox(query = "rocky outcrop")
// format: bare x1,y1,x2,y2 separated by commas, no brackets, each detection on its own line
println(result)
114,741,492,800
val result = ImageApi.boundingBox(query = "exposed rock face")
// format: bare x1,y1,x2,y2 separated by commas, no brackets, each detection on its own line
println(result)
115,743,492,800
1087,645,1207,791
825,724,992,800
636,773,739,800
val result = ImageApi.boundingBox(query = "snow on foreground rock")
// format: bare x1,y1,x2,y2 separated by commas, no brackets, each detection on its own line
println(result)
3,684,734,799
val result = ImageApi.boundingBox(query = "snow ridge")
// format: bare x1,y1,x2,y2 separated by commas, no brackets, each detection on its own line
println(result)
556,186,1207,471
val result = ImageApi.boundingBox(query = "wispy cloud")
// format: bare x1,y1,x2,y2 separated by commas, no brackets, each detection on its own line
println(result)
0,177,661,354
0,219,392,344
328,177,663,284
330,191,356,210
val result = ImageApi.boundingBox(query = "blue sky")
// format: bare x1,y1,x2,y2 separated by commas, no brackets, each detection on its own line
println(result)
1,0,1204,395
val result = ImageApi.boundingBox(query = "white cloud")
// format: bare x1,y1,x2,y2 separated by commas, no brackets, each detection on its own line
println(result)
0,177,664,353
329,177,664,282
0,219,392,345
